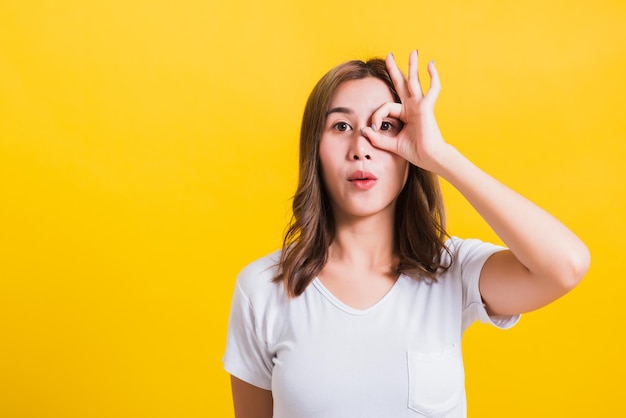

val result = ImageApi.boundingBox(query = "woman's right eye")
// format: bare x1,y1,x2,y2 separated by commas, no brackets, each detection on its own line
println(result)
333,122,351,132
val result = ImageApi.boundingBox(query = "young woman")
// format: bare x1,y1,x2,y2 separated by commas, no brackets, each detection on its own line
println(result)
223,51,590,417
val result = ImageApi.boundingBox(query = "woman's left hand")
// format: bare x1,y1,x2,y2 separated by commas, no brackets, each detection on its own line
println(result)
361,50,450,174
364,53,590,318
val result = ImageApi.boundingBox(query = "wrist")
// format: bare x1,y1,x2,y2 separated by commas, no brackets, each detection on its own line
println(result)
426,143,461,177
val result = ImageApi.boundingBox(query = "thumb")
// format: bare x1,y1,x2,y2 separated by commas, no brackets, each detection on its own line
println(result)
361,126,399,155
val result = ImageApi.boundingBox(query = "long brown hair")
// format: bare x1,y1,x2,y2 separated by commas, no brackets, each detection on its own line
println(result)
274,58,450,297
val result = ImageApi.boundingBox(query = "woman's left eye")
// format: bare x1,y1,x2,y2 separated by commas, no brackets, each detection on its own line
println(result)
380,120,403,133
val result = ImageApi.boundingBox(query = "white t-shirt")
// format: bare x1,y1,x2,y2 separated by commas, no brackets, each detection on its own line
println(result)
223,237,520,418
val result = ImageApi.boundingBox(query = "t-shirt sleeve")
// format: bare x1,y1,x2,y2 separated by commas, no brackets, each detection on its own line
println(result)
223,279,273,390
454,237,521,332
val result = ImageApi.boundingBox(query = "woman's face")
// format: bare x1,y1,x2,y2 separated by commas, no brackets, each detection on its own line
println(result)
319,77,409,222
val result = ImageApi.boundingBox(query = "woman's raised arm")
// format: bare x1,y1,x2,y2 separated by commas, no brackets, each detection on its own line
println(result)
362,50,590,315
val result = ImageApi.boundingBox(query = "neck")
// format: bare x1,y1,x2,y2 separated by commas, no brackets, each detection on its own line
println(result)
329,212,396,270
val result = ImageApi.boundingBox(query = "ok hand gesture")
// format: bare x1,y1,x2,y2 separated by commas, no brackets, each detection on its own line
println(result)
362,51,450,174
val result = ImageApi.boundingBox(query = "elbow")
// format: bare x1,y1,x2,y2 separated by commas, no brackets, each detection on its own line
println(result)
558,243,591,292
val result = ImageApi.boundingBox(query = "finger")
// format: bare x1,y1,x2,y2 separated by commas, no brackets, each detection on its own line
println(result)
360,126,400,155
407,50,424,98
424,60,441,105
370,102,403,131
385,53,410,99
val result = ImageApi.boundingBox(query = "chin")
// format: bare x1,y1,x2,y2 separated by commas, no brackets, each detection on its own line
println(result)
339,202,396,220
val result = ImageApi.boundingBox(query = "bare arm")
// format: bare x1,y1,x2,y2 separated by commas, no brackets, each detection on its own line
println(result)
231,376,273,418
363,51,590,316
436,145,590,315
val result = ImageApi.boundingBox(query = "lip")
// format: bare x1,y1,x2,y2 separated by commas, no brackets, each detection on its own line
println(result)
348,171,377,190
348,170,378,181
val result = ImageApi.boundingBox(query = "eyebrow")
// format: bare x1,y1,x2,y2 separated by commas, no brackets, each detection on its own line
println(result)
325,107,353,116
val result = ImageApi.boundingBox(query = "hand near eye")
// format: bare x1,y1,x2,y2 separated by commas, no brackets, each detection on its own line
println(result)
362,51,450,174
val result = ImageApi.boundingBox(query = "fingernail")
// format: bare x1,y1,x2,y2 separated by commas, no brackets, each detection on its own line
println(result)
371,124,377,132
389,52,394,60
360,127,367,136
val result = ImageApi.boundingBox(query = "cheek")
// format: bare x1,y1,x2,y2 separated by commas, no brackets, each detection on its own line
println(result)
391,156,410,189
318,136,331,166
318,137,342,173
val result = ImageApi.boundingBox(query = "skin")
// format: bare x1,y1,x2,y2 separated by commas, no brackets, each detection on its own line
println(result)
230,376,273,418
319,76,408,223
316,77,411,309
361,51,589,316
230,51,591,417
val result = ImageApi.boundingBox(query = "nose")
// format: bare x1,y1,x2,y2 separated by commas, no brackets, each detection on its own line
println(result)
351,129,372,161
353,153,371,160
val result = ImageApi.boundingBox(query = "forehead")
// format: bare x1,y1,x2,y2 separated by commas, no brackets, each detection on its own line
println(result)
329,77,394,109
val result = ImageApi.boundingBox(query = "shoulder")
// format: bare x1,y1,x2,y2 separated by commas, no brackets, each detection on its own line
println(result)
236,249,286,306
443,236,507,267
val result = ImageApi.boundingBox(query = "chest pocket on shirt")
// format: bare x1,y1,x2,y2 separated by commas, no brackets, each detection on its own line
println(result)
407,345,465,417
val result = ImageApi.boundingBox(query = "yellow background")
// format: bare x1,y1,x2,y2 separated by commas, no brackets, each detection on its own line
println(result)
1,0,624,416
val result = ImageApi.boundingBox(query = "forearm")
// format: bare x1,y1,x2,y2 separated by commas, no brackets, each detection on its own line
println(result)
435,144,590,287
